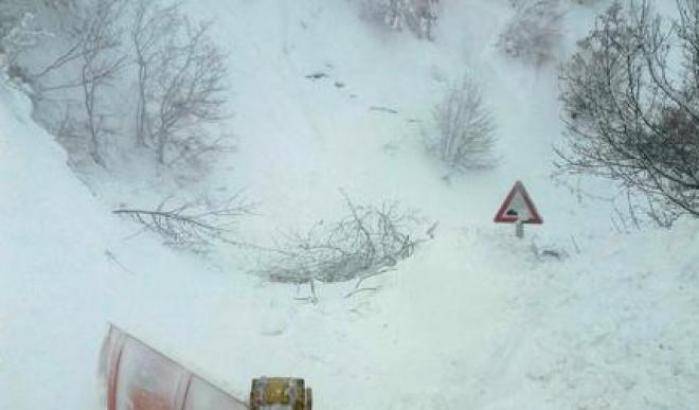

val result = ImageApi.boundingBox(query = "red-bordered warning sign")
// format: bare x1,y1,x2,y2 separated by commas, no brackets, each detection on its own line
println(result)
494,181,543,224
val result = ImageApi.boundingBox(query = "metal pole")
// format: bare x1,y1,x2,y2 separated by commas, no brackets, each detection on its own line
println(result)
516,221,524,239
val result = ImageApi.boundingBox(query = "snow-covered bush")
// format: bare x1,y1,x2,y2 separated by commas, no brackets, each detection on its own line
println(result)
557,1,699,223
0,1,75,74
498,0,563,65
426,75,497,173
360,0,439,40
0,8,50,78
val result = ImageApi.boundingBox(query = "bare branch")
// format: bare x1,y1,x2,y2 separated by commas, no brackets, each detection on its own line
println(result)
113,194,255,253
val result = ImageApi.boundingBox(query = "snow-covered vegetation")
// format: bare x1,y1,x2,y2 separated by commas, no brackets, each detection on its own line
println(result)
426,74,497,173
558,0,699,224
359,0,440,40
498,0,564,65
1,0,697,409
3,0,230,178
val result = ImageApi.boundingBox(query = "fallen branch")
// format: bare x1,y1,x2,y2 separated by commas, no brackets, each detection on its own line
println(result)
257,191,427,287
113,193,254,252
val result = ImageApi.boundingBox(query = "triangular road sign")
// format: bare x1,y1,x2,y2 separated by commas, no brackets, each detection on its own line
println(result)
494,181,543,224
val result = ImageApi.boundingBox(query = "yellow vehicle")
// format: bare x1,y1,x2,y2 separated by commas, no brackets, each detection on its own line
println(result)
250,377,312,410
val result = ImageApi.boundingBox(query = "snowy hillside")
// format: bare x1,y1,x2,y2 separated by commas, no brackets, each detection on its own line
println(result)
1,0,698,409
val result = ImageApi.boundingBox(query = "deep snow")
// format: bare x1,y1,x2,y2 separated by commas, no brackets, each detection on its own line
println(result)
1,0,698,409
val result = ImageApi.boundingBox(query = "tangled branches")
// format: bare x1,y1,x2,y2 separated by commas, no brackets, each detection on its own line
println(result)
259,191,426,287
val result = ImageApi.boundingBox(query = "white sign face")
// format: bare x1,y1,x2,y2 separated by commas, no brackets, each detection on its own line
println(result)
494,181,543,224
503,189,533,221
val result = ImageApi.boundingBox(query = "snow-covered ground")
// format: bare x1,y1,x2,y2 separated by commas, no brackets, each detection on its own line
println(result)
1,0,698,409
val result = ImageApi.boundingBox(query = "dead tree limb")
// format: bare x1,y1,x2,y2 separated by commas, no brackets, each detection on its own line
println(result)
113,194,254,252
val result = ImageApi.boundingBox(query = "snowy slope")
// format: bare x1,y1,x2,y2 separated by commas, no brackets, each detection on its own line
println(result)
187,0,617,243
0,80,112,408
0,77,514,409
1,0,699,409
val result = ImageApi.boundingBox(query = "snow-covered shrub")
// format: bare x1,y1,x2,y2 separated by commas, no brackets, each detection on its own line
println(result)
498,0,563,65
0,10,47,78
0,1,74,77
360,0,439,40
259,192,424,287
557,1,699,223
426,75,497,173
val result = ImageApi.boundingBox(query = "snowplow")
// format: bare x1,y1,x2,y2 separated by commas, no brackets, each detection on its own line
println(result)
101,325,312,410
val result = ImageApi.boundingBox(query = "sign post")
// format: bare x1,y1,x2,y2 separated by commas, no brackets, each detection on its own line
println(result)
494,180,543,238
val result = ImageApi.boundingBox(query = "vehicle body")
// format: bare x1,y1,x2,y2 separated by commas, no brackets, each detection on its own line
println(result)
249,377,312,410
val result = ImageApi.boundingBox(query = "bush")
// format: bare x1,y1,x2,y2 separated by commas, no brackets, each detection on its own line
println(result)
360,0,439,40
426,75,497,173
498,0,563,65
0,3,53,76
556,1,699,223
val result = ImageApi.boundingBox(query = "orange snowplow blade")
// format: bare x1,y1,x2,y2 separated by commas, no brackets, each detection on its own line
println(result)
101,324,248,410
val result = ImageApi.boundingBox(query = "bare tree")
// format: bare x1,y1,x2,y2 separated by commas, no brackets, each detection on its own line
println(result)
427,75,497,173
557,1,699,223
79,0,127,166
130,0,178,147
25,0,127,166
146,16,229,166
23,0,230,174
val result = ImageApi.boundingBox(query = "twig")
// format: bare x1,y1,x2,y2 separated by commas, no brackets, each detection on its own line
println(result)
104,249,135,275
345,287,380,298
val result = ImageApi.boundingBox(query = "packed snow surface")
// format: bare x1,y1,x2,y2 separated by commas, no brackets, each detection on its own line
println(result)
1,0,698,409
